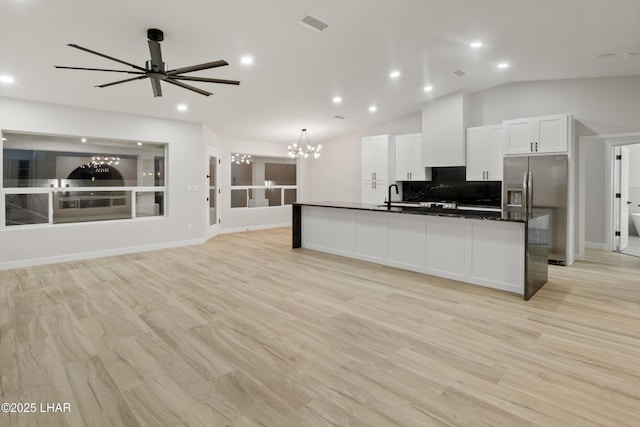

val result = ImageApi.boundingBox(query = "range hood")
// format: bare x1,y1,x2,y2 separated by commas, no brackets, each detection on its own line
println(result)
422,91,469,167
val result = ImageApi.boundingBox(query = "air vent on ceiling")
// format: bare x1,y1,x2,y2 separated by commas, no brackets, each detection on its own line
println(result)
333,115,346,120
451,68,468,78
299,14,330,32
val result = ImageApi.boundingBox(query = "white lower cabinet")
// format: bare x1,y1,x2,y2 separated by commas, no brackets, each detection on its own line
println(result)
362,180,387,205
302,206,525,295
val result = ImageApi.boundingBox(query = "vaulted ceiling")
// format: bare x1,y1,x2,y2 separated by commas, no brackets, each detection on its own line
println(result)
0,0,639,143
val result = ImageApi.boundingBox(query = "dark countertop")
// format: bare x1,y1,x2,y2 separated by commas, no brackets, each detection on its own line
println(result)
294,201,536,223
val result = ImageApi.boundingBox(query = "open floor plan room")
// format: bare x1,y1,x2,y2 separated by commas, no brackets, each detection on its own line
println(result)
0,227,639,427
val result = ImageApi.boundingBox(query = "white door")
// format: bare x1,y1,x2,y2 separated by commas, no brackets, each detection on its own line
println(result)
503,118,532,155
207,150,220,238
535,114,568,154
362,135,388,180
465,127,485,180
362,180,387,205
616,146,630,250
395,134,413,181
485,125,504,180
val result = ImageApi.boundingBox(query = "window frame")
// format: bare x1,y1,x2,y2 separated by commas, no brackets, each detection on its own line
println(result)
1,130,168,229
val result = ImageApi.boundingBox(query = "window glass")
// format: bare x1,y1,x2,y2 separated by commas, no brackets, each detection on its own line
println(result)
2,132,165,188
230,154,297,209
136,191,164,217
5,194,49,226
53,190,132,224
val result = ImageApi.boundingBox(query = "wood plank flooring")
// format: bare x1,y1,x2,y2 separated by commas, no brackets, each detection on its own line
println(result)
1,227,639,426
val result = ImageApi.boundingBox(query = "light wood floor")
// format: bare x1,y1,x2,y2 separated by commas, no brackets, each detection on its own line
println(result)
1,227,639,426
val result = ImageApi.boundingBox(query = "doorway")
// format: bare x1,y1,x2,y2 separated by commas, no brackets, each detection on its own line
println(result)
613,143,640,257
206,149,221,239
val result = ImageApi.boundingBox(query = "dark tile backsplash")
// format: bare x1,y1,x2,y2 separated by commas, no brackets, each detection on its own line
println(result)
402,167,501,207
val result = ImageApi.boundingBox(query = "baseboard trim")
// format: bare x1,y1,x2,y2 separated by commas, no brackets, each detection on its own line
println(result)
221,222,291,235
0,237,207,271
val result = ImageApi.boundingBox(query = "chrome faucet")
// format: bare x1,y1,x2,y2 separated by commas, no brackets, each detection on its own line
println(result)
387,184,398,209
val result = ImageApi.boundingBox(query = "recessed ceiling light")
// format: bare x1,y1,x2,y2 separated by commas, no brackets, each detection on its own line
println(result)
597,53,616,59
497,62,510,69
81,138,87,143
470,41,483,48
0,75,15,84
369,105,377,112
2,137,6,141
137,142,143,146
332,96,342,104
389,70,401,79
424,85,433,92
241,56,254,65
177,104,188,111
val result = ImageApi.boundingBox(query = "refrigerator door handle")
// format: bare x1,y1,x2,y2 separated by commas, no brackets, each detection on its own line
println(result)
527,171,533,214
522,171,529,212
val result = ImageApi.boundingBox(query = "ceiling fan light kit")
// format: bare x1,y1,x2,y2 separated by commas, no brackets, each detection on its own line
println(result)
55,28,240,97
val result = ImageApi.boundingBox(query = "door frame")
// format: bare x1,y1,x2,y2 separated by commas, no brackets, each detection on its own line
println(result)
206,148,221,240
577,132,640,259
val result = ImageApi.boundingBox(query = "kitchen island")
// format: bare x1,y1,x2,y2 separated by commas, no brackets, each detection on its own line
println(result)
292,202,549,300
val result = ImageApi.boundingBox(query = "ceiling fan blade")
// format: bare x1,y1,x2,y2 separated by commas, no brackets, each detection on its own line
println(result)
164,78,212,96
171,75,240,85
166,60,228,76
150,78,162,97
55,66,146,75
95,75,148,88
67,44,147,72
147,40,164,72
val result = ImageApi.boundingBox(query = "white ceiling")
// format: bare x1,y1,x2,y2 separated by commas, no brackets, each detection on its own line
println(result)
0,0,639,144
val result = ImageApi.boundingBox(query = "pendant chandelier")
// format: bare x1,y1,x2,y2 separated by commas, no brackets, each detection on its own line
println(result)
80,156,120,169
288,129,321,159
231,153,251,164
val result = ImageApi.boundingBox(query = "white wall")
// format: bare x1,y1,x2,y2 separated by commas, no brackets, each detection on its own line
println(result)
0,97,205,269
305,111,422,202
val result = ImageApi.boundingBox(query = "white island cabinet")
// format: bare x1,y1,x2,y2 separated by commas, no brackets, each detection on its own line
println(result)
295,204,528,295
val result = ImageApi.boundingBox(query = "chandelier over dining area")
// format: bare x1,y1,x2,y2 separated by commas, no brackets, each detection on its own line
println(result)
288,129,321,159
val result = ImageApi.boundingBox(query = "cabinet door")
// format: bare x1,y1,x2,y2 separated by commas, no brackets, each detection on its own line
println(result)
409,134,427,181
362,135,389,180
362,180,387,204
466,126,485,180
485,125,504,180
395,135,413,181
534,114,568,153
504,118,533,155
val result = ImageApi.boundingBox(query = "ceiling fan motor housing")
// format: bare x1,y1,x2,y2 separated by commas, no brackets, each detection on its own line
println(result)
147,28,164,42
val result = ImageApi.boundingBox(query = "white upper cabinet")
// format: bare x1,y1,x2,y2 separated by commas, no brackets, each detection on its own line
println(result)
362,135,394,181
504,114,569,155
423,91,469,167
395,133,431,181
466,125,504,181
362,135,396,204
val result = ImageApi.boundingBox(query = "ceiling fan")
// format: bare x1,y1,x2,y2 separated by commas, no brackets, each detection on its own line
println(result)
55,28,240,97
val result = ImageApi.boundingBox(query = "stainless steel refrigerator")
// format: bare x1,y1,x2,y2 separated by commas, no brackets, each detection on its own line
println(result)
503,154,568,265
